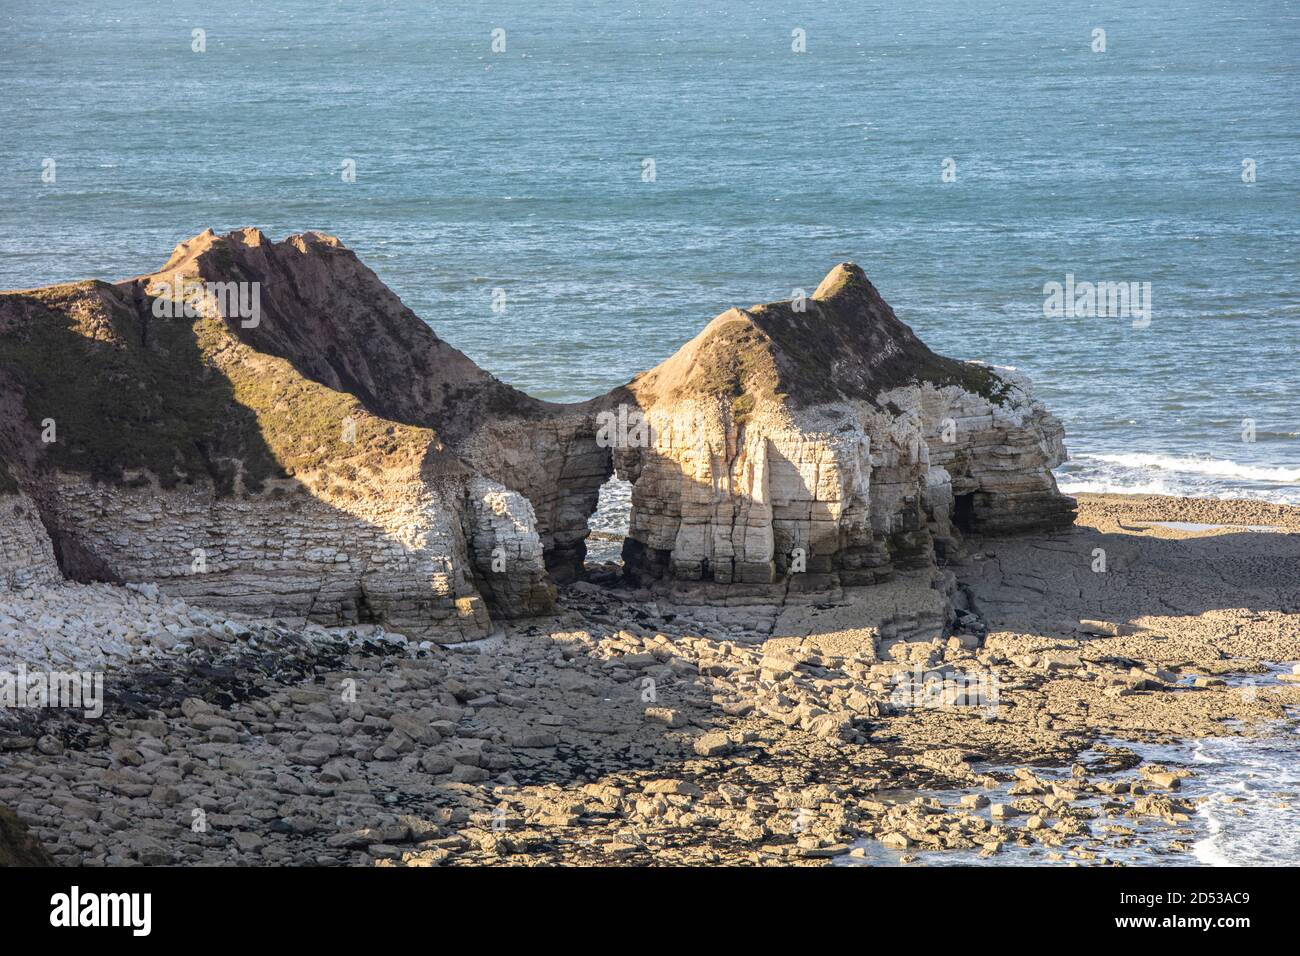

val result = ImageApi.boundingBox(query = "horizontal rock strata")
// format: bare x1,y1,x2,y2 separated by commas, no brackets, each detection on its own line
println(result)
0,251,550,641
614,263,1074,591
1,230,1073,638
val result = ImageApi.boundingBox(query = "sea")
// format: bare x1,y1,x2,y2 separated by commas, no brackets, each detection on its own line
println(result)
1,1,1297,865
837,671,1300,867
834,726,1300,867
1,0,1296,503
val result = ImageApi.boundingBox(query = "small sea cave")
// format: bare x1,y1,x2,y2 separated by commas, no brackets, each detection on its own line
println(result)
953,492,976,534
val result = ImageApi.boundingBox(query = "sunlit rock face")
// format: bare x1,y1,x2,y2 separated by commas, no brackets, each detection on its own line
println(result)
0,231,1071,637
611,263,1074,589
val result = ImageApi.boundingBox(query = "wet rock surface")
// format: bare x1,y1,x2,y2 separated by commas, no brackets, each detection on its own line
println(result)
3,496,1296,866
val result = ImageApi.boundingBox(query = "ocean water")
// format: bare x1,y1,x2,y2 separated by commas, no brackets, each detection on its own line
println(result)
836,723,1300,867
838,666,1300,869
1,0,1297,503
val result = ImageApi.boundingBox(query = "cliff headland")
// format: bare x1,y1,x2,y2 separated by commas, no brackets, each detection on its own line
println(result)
1,231,1295,866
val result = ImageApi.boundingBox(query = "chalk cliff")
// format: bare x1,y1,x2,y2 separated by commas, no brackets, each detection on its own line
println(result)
612,263,1074,590
0,230,1073,638
0,234,555,641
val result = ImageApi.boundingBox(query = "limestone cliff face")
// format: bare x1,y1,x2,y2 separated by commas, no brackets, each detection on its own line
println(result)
0,489,61,589
0,253,553,641
0,230,1073,638
140,228,608,583
613,263,1074,588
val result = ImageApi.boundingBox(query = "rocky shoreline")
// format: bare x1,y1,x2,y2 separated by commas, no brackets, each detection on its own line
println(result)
1,230,1295,866
3,493,1296,866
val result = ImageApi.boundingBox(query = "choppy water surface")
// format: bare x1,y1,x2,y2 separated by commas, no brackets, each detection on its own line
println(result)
1,0,1296,502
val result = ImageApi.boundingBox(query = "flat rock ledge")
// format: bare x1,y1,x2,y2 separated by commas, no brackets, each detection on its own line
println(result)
2,498,1297,866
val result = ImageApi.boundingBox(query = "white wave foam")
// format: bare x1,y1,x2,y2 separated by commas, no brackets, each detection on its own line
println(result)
1182,731,1300,867
1083,453,1300,484
1057,451,1300,505
1192,804,1234,867
1057,476,1178,497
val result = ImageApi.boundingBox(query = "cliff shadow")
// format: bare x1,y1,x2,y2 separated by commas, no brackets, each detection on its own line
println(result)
0,281,498,636
0,282,289,580
958,523,1300,639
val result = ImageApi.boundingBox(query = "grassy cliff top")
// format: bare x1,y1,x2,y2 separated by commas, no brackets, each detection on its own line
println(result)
0,235,1013,497
138,227,555,439
628,263,1011,417
0,278,448,497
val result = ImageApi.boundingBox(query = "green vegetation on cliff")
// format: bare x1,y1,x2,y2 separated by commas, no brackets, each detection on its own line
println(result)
0,281,280,494
0,279,438,497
